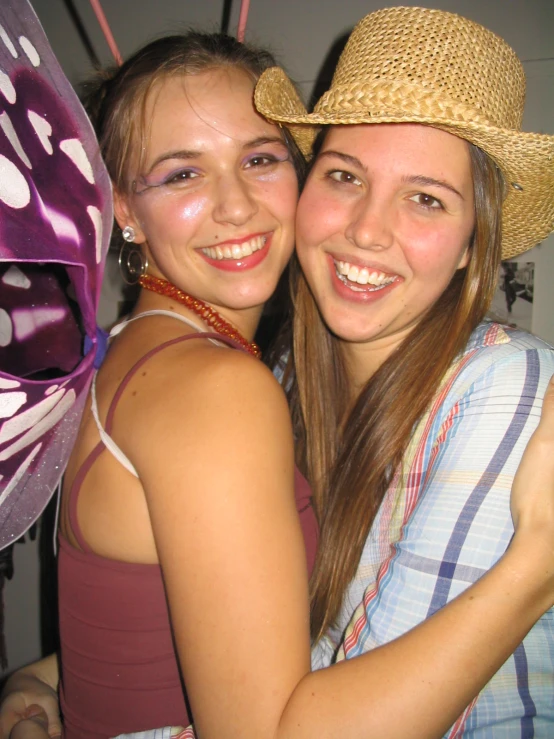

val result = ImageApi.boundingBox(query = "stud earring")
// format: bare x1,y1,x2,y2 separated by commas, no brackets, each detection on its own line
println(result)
122,225,136,242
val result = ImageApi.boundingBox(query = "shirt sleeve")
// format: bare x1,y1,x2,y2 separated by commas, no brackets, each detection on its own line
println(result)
336,345,554,735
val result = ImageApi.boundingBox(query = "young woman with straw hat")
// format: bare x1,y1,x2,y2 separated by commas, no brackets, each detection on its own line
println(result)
3,7,554,739
255,5,554,734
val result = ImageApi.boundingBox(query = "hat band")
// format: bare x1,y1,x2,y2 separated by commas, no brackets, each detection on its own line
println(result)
313,80,523,132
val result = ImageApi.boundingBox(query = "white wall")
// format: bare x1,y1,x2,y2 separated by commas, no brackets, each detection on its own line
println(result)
522,56,554,345
4,0,553,675
3,535,41,675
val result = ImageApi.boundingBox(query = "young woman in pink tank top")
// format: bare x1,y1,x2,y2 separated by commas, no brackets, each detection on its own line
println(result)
3,26,554,739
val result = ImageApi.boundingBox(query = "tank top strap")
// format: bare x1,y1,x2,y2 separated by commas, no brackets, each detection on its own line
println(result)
67,315,247,551
94,311,247,472
108,309,223,341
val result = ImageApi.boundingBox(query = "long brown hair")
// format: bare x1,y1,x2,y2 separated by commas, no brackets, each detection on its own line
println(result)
289,137,505,641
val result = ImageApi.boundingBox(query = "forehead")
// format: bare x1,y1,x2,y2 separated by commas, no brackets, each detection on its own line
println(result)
142,67,278,148
322,123,471,176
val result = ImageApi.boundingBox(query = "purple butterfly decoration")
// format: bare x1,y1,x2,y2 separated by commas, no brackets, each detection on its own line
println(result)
0,0,112,550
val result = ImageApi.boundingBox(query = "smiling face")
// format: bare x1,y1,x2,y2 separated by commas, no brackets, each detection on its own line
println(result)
295,123,476,376
115,66,298,323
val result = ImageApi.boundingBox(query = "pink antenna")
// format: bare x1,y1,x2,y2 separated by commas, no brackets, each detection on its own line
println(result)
237,0,251,42
89,0,123,66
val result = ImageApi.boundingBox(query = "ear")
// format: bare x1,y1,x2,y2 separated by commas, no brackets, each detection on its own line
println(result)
113,188,147,244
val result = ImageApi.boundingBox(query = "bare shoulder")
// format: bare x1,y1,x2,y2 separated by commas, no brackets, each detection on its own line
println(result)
135,341,287,415
121,342,292,475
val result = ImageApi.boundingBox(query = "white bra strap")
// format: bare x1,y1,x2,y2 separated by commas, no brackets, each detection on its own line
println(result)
92,309,227,478
90,372,138,478
109,310,222,347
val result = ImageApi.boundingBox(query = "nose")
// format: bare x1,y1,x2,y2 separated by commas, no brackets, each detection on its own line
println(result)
212,171,258,227
345,196,393,251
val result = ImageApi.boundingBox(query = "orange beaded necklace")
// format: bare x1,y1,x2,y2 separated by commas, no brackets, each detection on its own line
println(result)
138,274,261,359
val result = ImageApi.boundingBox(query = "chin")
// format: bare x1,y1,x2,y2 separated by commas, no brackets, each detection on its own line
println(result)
316,305,366,343
231,284,279,309
330,326,373,344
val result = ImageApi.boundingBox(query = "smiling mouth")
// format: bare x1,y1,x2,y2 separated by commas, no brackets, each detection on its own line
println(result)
334,260,397,292
202,235,267,261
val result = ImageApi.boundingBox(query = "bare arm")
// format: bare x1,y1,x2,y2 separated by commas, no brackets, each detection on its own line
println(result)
131,347,312,737
4,374,554,739
279,375,554,738
280,532,552,738
133,342,554,739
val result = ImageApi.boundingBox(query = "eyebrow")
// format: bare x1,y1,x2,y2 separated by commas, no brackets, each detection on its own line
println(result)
317,150,465,200
144,135,288,176
401,175,464,201
318,150,364,170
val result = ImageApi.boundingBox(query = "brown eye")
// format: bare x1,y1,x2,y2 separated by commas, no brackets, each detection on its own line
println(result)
166,170,199,184
410,192,443,209
328,170,362,186
245,155,273,168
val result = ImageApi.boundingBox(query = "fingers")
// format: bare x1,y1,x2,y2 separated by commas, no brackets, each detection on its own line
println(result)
0,682,61,739
9,707,50,739
34,702,61,739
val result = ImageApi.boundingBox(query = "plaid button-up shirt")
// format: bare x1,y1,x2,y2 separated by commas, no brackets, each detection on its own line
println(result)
312,321,554,738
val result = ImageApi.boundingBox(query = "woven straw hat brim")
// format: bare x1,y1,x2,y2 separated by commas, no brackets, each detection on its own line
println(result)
255,67,554,259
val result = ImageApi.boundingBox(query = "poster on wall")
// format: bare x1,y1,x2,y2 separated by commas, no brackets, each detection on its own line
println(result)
489,261,534,332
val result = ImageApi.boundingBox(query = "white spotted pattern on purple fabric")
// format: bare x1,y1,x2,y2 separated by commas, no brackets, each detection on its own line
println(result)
0,111,32,167
28,109,52,154
0,24,17,58
0,443,41,508
87,205,103,264
2,265,30,289
0,0,112,548
60,138,95,183
18,35,39,66
0,378,19,390
0,153,30,207
0,391,26,418
0,70,15,103
0,309,13,347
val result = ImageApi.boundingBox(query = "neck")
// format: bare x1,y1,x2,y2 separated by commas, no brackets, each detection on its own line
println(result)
135,275,263,358
134,286,263,342
341,333,409,392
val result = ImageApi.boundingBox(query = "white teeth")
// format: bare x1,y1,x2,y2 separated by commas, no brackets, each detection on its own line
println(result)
356,269,369,285
335,260,396,289
202,235,266,260
347,265,359,282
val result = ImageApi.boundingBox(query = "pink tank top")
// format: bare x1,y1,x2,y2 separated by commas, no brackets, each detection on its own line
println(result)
58,330,318,739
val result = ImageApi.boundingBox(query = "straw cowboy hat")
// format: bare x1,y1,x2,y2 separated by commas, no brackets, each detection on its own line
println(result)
255,6,554,259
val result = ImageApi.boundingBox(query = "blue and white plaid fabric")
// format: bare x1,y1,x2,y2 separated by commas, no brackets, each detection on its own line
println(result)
312,321,554,738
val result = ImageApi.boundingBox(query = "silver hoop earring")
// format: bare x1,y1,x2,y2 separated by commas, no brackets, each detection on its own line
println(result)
122,225,136,243
119,241,148,285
